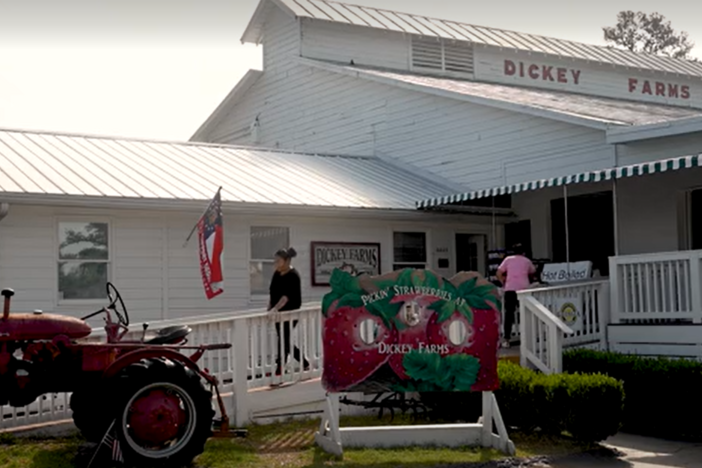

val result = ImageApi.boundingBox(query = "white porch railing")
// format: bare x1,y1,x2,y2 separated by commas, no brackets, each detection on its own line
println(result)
516,294,574,374
525,280,610,348
0,303,323,431
516,280,608,373
609,250,702,324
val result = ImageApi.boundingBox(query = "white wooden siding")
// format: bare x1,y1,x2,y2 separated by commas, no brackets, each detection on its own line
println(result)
0,204,501,323
262,6,300,71
617,132,702,166
300,19,409,70
474,48,702,110
203,64,613,189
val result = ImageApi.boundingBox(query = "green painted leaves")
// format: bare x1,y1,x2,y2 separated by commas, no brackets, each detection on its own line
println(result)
459,277,502,311
322,269,366,316
400,350,481,392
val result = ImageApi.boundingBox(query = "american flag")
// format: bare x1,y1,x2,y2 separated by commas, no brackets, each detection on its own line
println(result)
197,188,224,300
87,420,124,467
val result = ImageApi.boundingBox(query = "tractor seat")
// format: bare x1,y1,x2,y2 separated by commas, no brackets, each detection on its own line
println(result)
145,325,193,345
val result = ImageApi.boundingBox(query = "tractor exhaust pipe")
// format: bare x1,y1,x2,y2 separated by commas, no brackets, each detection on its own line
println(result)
2,289,14,320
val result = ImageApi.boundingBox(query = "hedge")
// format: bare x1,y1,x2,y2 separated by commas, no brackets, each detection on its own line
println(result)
563,348,702,441
420,361,624,442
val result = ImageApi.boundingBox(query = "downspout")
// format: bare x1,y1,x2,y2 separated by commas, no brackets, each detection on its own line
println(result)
0,203,8,222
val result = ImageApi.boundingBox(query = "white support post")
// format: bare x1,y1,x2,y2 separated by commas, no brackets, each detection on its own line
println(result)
518,298,528,369
598,281,611,350
481,391,494,447
608,256,621,324
690,253,702,324
232,319,250,428
315,394,343,458
548,324,563,374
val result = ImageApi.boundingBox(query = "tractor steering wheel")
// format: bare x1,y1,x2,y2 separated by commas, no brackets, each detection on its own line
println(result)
106,282,129,327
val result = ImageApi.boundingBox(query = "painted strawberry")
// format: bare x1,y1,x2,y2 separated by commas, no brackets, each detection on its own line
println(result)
468,307,501,391
426,309,474,354
322,305,396,393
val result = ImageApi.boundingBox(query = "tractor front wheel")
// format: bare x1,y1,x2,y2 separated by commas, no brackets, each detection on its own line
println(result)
113,358,214,467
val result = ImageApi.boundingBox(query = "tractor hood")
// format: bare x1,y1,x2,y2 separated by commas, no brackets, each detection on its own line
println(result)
0,312,92,341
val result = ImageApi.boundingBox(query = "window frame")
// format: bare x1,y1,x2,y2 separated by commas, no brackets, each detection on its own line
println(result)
248,225,291,301
55,217,113,305
392,230,430,271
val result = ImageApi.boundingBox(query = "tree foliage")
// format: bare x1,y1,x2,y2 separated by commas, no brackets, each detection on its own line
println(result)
603,11,695,59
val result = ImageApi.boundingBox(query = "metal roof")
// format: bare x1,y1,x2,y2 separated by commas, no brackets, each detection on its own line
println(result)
417,155,702,208
309,60,702,127
244,0,702,78
0,129,457,210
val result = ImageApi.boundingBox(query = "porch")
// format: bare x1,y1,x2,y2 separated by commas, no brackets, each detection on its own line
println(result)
3,248,701,433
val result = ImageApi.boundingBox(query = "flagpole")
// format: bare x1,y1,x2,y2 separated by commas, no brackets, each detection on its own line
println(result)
183,186,223,248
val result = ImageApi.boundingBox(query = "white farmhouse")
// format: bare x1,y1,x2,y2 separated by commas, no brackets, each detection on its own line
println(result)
189,0,702,355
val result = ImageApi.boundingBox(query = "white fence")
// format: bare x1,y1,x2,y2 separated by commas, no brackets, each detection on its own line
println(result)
517,280,609,373
0,304,323,431
610,250,702,324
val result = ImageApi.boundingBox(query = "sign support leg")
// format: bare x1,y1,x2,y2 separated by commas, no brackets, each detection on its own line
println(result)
314,393,343,458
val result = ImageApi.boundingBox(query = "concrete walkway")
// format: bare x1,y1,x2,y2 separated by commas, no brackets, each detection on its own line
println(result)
549,433,702,468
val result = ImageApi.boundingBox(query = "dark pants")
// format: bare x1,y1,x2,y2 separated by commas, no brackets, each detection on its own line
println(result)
274,320,309,372
503,291,519,339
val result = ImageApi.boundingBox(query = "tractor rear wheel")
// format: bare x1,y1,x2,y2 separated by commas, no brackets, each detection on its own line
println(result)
70,387,112,443
113,358,214,467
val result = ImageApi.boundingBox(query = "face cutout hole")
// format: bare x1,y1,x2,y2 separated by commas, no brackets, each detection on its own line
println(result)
359,318,379,345
448,320,467,346
402,301,421,327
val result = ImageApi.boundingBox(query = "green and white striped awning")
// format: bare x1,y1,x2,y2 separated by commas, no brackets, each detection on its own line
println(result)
416,154,701,209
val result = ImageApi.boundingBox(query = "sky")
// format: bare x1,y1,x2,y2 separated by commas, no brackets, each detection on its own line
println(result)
1,0,702,142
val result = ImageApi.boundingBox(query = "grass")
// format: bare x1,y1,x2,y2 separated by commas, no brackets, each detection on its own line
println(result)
0,415,599,468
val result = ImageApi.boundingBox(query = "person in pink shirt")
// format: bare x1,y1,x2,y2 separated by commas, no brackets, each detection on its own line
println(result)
497,244,536,348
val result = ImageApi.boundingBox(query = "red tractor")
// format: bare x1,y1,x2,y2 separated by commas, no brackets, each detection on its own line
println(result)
0,283,233,467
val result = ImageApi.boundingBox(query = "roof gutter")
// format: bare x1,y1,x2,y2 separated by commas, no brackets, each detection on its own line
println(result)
606,115,702,144
0,194,493,223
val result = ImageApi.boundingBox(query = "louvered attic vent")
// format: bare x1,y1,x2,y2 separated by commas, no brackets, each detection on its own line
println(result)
411,36,474,76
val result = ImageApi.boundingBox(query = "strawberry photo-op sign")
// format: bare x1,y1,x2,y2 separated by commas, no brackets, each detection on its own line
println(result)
321,268,502,394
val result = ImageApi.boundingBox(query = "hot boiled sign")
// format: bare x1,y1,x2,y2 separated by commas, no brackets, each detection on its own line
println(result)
321,268,501,394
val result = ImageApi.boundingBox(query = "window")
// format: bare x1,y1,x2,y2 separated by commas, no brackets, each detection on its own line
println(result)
58,221,110,300
411,36,474,76
249,226,290,296
393,232,427,270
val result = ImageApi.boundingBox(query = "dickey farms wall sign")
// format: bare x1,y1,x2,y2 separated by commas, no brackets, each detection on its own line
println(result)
474,49,701,107
311,242,381,286
321,268,501,394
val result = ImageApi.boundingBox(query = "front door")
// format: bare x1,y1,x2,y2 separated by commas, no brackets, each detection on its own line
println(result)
456,234,486,275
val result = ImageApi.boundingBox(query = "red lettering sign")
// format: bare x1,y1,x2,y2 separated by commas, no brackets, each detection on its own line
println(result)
503,59,581,85
628,77,690,100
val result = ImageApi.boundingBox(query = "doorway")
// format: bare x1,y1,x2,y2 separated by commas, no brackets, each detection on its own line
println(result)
455,234,486,276
505,220,533,258
550,190,614,276
690,188,702,250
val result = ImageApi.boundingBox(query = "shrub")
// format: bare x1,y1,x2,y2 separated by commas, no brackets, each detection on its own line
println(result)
564,348,702,441
420,361,625,442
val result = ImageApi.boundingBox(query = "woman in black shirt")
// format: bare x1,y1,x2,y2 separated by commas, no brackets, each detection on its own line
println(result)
268,247,309,376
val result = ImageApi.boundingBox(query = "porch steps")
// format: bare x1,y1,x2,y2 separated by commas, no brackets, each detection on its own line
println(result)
498,345,521,365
